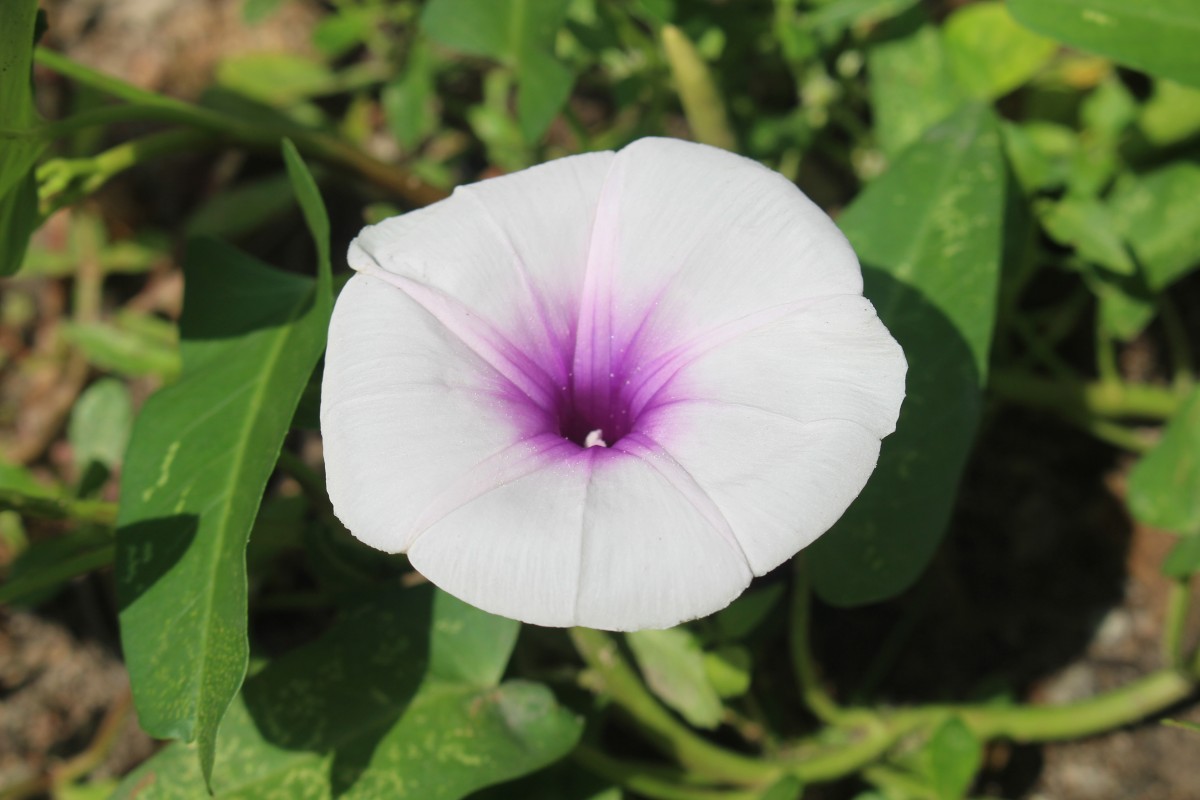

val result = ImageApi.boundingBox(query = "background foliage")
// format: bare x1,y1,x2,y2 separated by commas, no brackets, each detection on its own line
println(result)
2,0,1200,798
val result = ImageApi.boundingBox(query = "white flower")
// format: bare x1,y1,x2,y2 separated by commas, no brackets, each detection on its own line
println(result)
321,138,906,631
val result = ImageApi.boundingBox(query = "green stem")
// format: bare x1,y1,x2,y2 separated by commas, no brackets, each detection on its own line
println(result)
789,558,848,724
570,627,778,786
1072,418,1154,453
660,25,737,150
0,487,117,527
576,622,1197,786
779,718,907,783
39,129,216,213
1159,294,1196,390
33,47,448,207
863,764,937,800
1095,320,1120,387
39,102,216,139
573,746,762,800
1010,314,1077,380
893,668,1194,742
990,369,1181,420
1164,578,1191,669
572,626,923,785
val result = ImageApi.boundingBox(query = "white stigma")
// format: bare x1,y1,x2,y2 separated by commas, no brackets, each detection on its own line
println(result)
584,429,608,448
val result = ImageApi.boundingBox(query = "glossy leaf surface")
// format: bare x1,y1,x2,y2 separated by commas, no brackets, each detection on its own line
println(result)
116,146,332,784
810,106,1005,605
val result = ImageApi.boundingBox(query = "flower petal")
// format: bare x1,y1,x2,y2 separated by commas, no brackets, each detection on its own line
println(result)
578,138,864,397
640,411,884,577
348,151,615,391
634,295,907,575
652,295,906,438
573,451,754,630
406,448,752,630
321,273,551,553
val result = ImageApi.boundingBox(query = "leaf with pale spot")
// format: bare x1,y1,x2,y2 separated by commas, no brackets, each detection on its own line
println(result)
112,589,582,799
115,145,333,785
810,105,1006,606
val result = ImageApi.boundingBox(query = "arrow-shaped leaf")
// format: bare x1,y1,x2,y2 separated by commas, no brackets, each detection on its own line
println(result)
116,145,333,784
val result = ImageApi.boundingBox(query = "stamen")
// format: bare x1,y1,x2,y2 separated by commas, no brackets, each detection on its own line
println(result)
584,429,608,448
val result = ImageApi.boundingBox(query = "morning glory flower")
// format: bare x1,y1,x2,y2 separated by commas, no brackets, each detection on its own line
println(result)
321,138,906,631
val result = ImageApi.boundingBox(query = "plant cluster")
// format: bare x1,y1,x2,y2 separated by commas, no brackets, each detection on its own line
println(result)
1,1,1199,798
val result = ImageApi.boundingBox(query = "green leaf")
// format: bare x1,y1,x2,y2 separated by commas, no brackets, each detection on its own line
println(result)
421,0,566,63
703,645,752,699
713,583,784,641
471,759,619,800
421,0,573,141
19,211,166,277
58,779,120,800
630,0,675,26
920,717,983,800
1009,0,1200,89
1108,163,1200,290
807,0,921,39
1080,77,1138,140
0,2,43,278
0,169,39,277
1128,389,1200,535
185,172,297,240
627,627,724,729
942,2,1056,99
116,146,333,785
215,52,338,107
382,43,439,150
1002,121,1077,194
0,527,114,606
1139,79,1200,147
469,71,532,171
60,321,181,381
282,139,331,277
517,48,575,143
113,589,581,799
312,7,376,58
0,459,51,498
69,377,134,495
1038,196,1135,276
0,461,118,539
0,0,45,202
0,0,44,276
867,12,967,156
1087,268,1157,342
1163,535,1200,578
760,776,804,800
428,589,520,687
809,106,1005,605
68,379,134,476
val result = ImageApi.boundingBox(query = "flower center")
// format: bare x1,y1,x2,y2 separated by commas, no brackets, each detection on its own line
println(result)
556,381,635,449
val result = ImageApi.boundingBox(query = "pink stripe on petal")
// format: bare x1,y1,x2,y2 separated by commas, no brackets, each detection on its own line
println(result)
355,259,561,414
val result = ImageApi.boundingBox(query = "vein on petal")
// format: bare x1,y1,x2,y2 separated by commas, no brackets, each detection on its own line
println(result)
459,187,573,381
571,450,598,626
571,155,623,425
404,434,577,552
627,293,862,418
615,432,753,572
646,398,886,440
355,261,560,413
